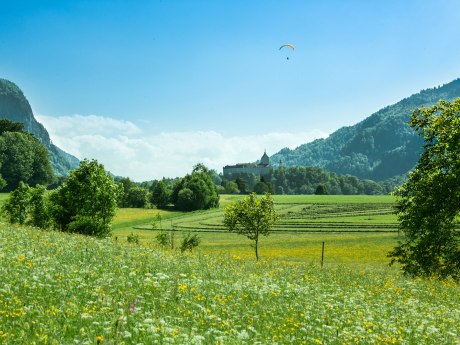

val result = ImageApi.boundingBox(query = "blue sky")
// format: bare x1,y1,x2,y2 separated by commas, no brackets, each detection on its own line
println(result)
2,1,460,180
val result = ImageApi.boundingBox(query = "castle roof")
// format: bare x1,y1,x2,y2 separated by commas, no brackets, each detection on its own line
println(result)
260,150,270,166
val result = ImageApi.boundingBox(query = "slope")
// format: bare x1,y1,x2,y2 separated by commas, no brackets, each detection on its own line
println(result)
271,78,460,181
0,78,79,176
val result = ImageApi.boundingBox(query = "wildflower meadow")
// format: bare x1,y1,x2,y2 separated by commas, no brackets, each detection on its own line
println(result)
0,223,459,344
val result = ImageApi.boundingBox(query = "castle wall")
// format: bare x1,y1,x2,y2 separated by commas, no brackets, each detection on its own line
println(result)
223,165,270,177
223,152,271,178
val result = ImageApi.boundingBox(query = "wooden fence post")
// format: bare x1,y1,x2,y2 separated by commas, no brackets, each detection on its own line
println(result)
321,241,325,268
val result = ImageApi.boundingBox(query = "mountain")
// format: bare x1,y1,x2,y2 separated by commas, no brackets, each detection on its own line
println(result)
271,78,460,182
0,79,79,176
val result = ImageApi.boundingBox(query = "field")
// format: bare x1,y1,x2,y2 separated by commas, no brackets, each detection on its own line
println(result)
113,195,399,266
1,224,459,344
0,194,459,344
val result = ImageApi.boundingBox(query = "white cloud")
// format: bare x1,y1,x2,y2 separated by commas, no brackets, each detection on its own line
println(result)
36,114,328,181
37,114,141,137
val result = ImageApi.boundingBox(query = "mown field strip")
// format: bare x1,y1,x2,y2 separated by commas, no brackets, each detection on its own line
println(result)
129,196,399,234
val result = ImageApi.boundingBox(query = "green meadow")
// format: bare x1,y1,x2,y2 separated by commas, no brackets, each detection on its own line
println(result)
113,195,399,267
1,194,459,344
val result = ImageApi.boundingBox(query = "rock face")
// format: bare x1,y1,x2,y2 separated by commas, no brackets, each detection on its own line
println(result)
271,78,460,181
0,78,79,176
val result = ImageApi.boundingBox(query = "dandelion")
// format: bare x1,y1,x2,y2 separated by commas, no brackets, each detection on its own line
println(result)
178,283,187,293
96,335,103,344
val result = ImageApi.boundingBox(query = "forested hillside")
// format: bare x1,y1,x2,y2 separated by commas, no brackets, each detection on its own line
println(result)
271,78,460,181
0,78,79,176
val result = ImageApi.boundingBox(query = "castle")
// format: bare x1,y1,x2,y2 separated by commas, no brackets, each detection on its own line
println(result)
223,151,271,177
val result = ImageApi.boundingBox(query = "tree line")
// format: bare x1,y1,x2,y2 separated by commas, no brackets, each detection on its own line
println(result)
220,166,392,195
116,163,219,211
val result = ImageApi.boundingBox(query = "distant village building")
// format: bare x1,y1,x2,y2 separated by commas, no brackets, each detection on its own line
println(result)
223,151,271,177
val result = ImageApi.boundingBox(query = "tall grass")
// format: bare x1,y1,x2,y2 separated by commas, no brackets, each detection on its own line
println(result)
1,223,458,344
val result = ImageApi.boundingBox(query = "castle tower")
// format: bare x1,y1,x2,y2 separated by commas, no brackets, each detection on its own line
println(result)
260,150,270,166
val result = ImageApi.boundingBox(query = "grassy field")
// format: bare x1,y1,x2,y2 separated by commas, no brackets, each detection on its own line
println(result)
113,195,400,267
1,223,458,344
0,193,459,344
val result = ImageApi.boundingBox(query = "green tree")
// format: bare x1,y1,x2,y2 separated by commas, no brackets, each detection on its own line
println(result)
226,181,240,194
0,119,25,135
234,176,248,194
389,99,460,279
221,180,240,194
155,231,170,247
180,233,201,253
1,181,31,224
151,212,163,230
254,176,274,195
171,164,219,211
151,179,171,209
116,177,136,207
175,187,195,211
0,166,6,191
0,131,53,191
127,232,140,244
254,181,270,194
28,185,52,228
124,186,150,208
223,193,278,260
50,159,123,237
1,183,52,227
315,184,329,195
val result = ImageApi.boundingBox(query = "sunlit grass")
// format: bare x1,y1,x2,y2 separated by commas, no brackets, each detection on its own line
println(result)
271,194,395,204
1,223,458,344
157,231,401,267
113,195,399,265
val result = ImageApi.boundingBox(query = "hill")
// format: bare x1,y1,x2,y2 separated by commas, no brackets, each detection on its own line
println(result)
271,78,460,181
0,78,79,176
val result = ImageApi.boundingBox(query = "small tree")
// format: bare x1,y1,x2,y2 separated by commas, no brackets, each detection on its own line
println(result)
1,181,31,224
2,183,52,227
28,185,52,228
388,98,460,279
151,212,163,230
127,232,140,244
223,193,278,260
180,233,201,253
49,159,123,237
155,231,170,247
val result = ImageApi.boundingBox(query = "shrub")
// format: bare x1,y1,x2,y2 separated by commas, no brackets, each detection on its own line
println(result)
127,232,140,244
180,233,200,253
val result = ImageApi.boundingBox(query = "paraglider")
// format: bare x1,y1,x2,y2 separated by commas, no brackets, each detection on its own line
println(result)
279,44,294,60
279,44,295,51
